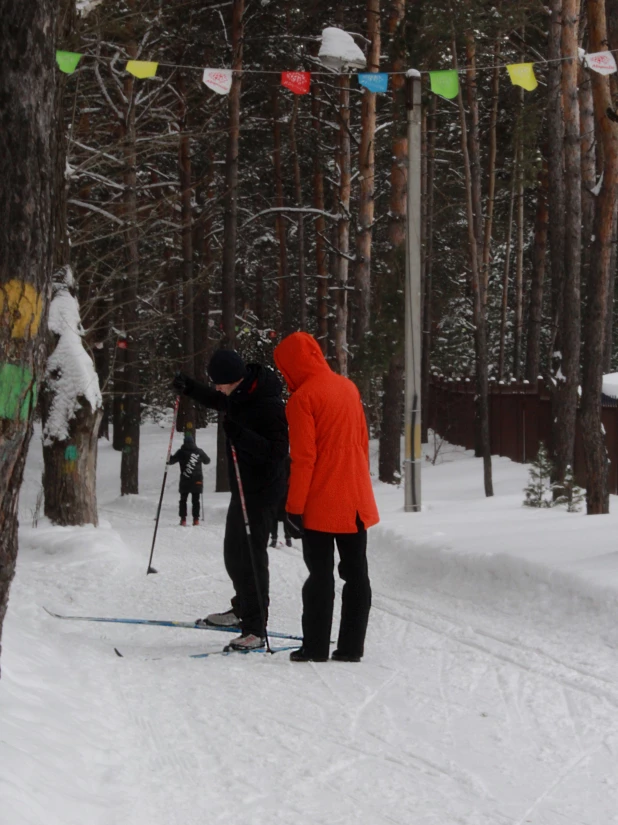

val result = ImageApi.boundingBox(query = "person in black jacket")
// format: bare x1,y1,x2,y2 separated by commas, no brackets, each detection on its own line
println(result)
173,349,288,652
169,433,210,526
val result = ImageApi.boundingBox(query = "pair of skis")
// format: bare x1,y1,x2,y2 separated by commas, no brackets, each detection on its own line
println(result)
44,607,301,659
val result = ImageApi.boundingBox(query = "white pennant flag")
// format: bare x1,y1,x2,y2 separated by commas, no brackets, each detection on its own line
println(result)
202,68,233,94
585,50,618,76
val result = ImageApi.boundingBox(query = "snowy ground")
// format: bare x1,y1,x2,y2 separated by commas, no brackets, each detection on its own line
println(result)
3,423,618,825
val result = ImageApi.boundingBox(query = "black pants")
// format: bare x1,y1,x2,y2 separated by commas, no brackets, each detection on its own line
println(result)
271,514,291,542
301,519,371,660
179,483,201,519
224,497,276,637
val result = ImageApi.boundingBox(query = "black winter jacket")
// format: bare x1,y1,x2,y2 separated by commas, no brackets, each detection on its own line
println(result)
169,444,210,492
181,364,289,506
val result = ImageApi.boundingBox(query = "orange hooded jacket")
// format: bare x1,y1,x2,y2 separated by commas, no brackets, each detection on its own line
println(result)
274,332,379,533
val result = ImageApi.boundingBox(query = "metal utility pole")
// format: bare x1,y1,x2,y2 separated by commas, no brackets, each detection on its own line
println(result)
404,70,422,512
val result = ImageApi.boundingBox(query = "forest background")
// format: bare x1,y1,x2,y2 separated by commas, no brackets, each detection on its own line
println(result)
2,0,618,666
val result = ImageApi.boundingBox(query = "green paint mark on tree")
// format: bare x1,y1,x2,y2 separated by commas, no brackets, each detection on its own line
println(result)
64,444,78,461
0,363,37,421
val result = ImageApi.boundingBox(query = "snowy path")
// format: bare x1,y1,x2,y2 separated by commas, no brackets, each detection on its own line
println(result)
3,427,618,824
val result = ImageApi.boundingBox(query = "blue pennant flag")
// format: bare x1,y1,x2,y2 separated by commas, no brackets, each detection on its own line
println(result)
358,72,388,93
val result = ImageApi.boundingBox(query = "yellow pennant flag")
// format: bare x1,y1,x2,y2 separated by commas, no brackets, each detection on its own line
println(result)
126,60,158,79
506,63,538,92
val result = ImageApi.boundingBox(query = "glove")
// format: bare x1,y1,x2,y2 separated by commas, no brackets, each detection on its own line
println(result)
172,372,193,394
222,418,243,441
286,513,304,539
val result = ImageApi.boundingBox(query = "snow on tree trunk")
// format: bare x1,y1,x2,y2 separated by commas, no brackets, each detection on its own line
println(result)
41,268,103,526
0,0,57,676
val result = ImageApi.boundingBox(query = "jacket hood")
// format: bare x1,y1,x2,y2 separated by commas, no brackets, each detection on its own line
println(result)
232,363,283,401
274,332,330,392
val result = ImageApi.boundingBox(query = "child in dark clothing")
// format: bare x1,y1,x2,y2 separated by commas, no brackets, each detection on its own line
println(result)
169,433,210,525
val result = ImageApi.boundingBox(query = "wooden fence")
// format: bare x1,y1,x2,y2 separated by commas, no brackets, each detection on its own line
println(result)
427,376,618,494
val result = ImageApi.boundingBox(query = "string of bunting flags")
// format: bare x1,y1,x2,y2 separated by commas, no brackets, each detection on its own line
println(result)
56,47,618,99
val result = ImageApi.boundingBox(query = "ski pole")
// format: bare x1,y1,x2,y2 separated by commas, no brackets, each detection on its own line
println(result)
147,395,180,574
230,443,272,653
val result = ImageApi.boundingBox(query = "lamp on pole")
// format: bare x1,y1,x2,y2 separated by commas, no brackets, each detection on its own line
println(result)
404,69,422,512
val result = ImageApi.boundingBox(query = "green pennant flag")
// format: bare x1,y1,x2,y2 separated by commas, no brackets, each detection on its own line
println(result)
56,51,82,74
429,70,459,99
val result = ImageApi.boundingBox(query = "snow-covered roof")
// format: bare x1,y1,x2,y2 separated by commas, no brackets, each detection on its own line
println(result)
602,373,618,399
318,27,366,71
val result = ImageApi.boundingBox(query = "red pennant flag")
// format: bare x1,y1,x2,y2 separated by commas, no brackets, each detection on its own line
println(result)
281,71,311,95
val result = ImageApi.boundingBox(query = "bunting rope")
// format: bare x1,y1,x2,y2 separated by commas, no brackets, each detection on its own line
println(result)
56,45,618,100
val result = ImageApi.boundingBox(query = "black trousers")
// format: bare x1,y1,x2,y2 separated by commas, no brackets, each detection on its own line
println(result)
224,497,275,637
179,484,201,519
271,514,291,542
301,519,371,659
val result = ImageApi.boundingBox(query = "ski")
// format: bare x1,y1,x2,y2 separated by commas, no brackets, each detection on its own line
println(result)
44,607,303,642
113,644,300,660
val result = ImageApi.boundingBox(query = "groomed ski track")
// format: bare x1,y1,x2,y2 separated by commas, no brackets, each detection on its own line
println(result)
3,425,618,825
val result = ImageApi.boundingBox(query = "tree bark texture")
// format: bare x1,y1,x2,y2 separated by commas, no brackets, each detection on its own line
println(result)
354,0,381,344
580,0,618,514
178,74,196,433
513,88,525,381
0,0,57,675
498,156,517,380
525,166,549,382
311,81,329,353
272,85,291,335
552,0,582,489
220,0,244,348
335,75,351,377
289,97,307,331
455,37,493,496
546,0,566,362
378,0,407,483
120,44,141,496
421,96,437,443
42,0,103,527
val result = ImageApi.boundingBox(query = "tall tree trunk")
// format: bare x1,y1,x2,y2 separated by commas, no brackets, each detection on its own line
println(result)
354,0,380,345
580,0,618,514
552,0,582,490
579,58,597,292
220,0,243,349
41,0,103,526
456,34,493,496
217,0,243,492
120,42,141,496
0,0,57,673
481,41,501,298
421,96,437,443
498,155,517,380
525,165,549,382
178,74,196,433
335,75,351,376
289,96,307,331
546,0,566,363
513,87,525,381
272,85,291,334
379,0,407,484
311,80,329,352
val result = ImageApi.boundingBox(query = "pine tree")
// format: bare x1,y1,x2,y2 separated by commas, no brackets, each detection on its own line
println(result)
523,442,553,508
553,464,584,512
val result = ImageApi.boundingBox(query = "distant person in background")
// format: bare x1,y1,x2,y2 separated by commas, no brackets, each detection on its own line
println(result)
270,455,292,548
169,433,210,526
274,332,379,663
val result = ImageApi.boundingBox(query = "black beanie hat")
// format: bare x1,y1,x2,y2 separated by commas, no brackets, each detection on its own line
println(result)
207,350,247,384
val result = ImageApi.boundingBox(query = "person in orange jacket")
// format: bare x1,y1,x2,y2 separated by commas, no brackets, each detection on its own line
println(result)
274,331,379,662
